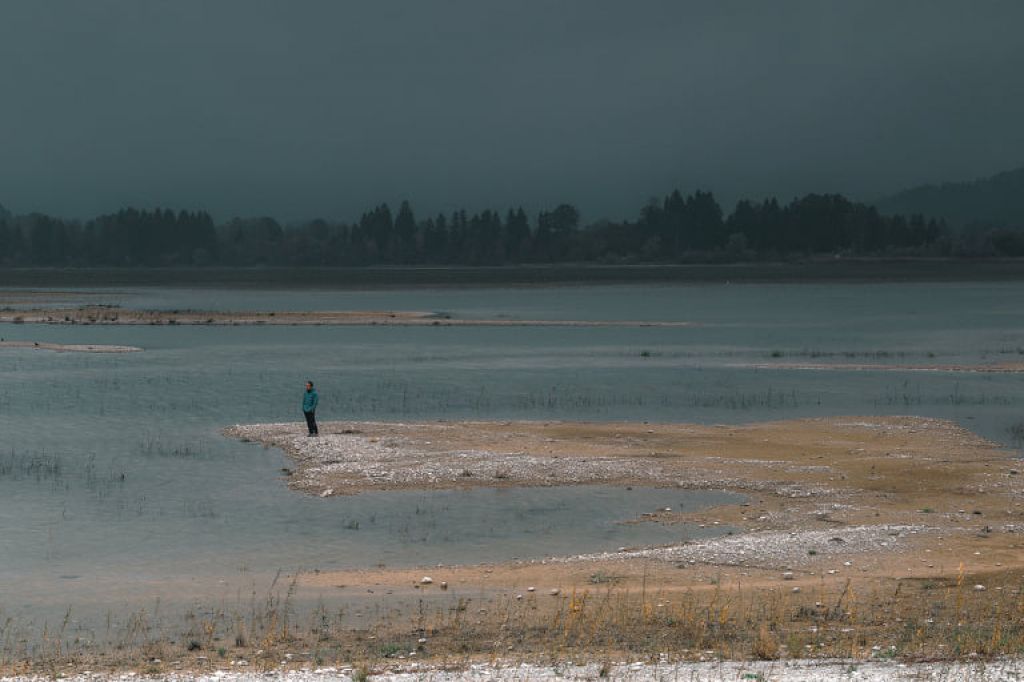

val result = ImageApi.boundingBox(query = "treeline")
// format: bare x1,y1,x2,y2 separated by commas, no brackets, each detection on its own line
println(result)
0,207,218,266
2,189,1020,267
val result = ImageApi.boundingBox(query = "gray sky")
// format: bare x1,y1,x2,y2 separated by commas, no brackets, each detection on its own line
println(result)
1,1,1023,223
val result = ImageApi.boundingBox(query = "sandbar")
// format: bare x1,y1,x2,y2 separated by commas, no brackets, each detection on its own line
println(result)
0,340,142,353
0,305,693,327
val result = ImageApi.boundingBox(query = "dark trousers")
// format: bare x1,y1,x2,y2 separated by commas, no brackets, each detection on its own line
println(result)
304,410,318,435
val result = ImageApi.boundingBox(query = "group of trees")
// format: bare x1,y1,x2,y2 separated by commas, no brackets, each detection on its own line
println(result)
217,202,575,266
1,189,1019,267
0,207,217,266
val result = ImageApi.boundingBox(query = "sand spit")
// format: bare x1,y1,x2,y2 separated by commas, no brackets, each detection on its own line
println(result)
223,416,1005,499
224,421,667,495
0,340,142,353
6,658,1024,681
0,306,693,327
225,416,1021,570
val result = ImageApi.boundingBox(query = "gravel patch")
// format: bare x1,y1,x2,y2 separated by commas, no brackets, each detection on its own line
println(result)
225,422,665,494
565,524,927,569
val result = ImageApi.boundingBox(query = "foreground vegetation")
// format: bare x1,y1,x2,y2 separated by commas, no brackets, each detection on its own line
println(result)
5,567,1024,676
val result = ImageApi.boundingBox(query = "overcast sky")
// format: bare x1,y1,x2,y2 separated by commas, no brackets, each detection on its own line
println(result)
1,1,1022,223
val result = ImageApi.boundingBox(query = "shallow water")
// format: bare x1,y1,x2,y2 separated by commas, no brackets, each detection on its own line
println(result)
1,280,1023,617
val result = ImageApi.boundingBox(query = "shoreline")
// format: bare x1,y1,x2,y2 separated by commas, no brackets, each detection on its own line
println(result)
4,260,1024,288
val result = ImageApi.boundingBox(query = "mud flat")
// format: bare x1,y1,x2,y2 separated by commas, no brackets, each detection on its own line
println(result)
0,305,693,327
0,340,142,352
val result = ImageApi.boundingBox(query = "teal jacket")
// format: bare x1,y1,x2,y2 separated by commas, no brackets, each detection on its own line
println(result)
302,388,319,413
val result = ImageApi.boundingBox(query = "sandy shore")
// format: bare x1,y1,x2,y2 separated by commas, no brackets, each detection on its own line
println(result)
0,340,142,352
0,306,693,327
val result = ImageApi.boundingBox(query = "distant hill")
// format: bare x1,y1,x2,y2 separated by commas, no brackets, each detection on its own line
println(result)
874,166,1024,228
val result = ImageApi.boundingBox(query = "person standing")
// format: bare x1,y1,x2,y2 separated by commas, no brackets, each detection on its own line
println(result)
302,380,319,436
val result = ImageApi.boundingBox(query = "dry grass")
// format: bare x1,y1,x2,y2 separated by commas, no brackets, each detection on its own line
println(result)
6,568,1024,676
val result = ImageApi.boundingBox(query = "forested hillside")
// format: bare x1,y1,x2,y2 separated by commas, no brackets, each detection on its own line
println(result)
875,167,1024,229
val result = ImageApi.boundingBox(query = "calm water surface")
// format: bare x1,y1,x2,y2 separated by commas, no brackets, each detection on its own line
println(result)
2,281,1023,618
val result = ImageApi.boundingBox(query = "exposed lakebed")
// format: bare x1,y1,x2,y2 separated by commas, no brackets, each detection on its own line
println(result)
2,280,1024,618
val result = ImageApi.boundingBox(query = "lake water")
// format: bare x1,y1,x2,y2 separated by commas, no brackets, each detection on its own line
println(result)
1,280,1023,624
